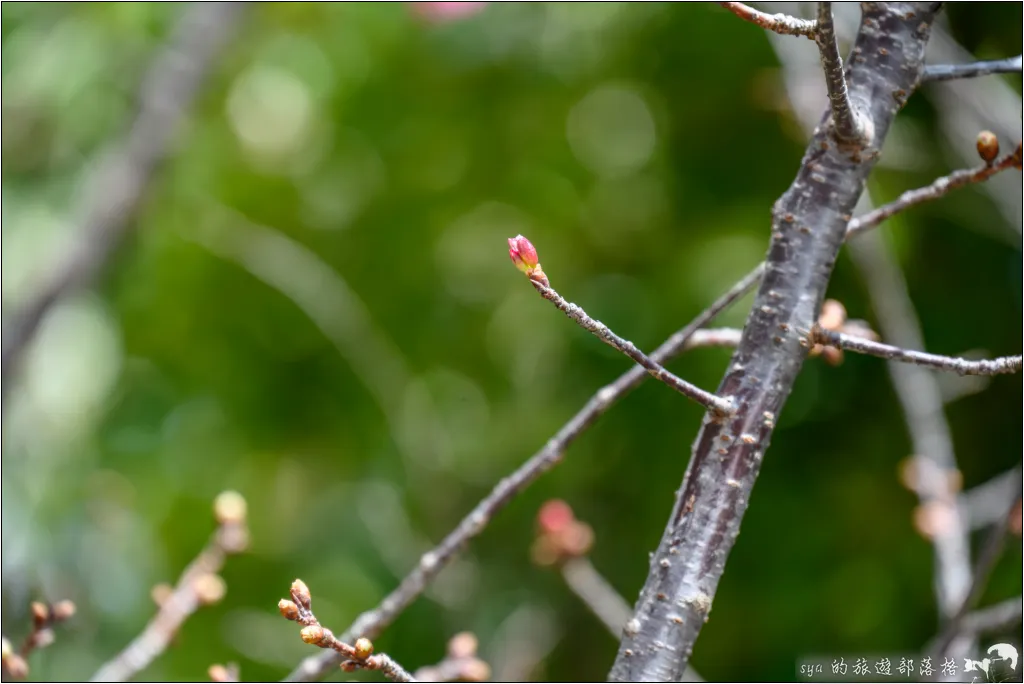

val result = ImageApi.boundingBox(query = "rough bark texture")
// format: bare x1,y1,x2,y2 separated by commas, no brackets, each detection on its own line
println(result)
608,4,943,681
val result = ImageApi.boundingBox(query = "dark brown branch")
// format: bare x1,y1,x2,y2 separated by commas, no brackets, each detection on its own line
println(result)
719,2,817,39
921,54,1022,82
846,145,1023,240
91,493,249,682
530,281,734,415
808,326,1022,376
609,5,942,680
0,2,246,397
283,264,764,682
814,3,866,142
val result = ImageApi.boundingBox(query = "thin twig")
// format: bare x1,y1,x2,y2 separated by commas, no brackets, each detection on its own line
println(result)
0,601,76,680
283,264,764,682
921,54,1023,82
281,581,417,683
412,633,490,683
846,145,1023,240
719,2,817,39
931,483,1023,658
530,281,734,415
815,2,865,142
0,2,246,397
91,493,249,682
808,326,1022,376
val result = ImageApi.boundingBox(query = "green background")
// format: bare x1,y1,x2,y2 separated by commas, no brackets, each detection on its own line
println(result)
2,3,1021,681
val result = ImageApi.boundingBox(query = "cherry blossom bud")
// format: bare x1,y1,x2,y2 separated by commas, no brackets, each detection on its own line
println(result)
537,499,574,534
300,625,326,645
508,235,539,273
278,599,300,621
291,579,312,609
976,130,999,164
353,637,374,660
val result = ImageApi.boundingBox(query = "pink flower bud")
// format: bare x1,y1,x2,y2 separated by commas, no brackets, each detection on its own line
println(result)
508,235,538,272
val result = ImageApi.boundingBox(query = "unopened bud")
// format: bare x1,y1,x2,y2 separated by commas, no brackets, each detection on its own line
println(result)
52,600,76,621
818,299,847,331
208,664,232,682
537,499,575,534
278,599,300,621
340,660,359,672
507,235,550,287
214,491,248,526
448,631,478,659
1,637,12,659
3,652,28,679
30,602,49,626
290,579,312,609
300,625,326,645
194,573,227,605
353,637,374,660
976,130,999,164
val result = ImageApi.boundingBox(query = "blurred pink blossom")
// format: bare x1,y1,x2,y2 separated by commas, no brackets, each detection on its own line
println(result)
410,2,488,23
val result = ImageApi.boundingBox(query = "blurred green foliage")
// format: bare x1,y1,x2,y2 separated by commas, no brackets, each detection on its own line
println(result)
1,3,1021,682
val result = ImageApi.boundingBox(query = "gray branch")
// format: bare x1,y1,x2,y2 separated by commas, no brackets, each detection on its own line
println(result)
608,5,942,680
814,2,867,142
0,2,247,396
810,326,1022,376
720,2,817,39
921,54,1023,82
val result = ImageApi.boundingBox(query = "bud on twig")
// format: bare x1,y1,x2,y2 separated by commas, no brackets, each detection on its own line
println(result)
353,637,374,660
508,235,550,287
976,130,999,164
300,625,326,646
290,579,312,610
278,599,300,621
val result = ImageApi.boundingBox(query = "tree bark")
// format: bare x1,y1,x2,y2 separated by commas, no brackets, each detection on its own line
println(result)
609,4,943,680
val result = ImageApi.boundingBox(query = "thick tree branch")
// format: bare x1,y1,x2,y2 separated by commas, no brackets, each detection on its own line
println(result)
814,3,867,142
529,281,734,415
283,265,764,682
609,5,942,681
809,326,1022,376
719,2,817,39
0,2,246,397
921,54,1023,82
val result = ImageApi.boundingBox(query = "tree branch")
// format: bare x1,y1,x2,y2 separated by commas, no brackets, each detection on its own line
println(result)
814,2,866,142
609,5,942,680
0,2,246,397
957,597,1023,637
91,493,249,682
846,144,1023,240
283,264,764,682
921,54,1023,82
529,281,734,415
719,2,817,39
808,326,1022,376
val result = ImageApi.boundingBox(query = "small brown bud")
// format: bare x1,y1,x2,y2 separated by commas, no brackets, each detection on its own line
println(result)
353,637,374,660
31,629,55,650
30,601,50,626
976,130,999,163
290,579,312,609
194,573,227,605
52,600,76,621
278,599,300,621
340,660,359,672
447,631,479,659
214,491,248,526
300,625,326,645
3,652,29,679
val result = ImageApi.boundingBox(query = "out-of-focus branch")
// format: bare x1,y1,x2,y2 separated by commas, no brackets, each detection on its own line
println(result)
814,2,865,142
845,141,1023,240
958,597,1023,637
283,262,764,682
808,326,1022,376
720,2,817,38
931,482,1023,658
610,6,942,680
279,581,416,682
413,633,490,683
90,492,249,682
1,601,76,680
0,3,247,397
921,54,1023,82
961,466,1023,530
